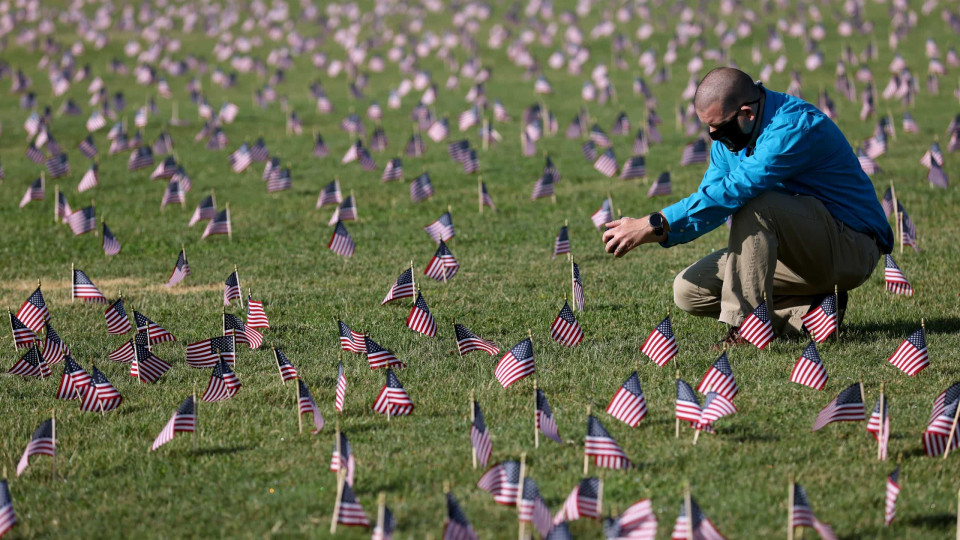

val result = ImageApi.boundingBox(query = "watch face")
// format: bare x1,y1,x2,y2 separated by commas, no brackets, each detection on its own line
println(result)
649,213,663,227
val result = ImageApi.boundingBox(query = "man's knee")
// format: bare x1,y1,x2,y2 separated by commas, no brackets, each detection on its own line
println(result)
673,270,699,314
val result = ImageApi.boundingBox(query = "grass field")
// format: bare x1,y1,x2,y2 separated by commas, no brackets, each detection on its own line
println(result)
2,0,960,537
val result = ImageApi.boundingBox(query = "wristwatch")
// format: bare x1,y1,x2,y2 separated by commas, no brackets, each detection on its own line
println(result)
648,212,664,236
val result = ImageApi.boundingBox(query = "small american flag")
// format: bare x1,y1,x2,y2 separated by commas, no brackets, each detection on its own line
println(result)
480,181,496,211
9,312,36,349
130,339,172,384
15,418,55,477
885,466,900,526
455,324,499,356
641,316,677,367
104,298,131,335
336,483,370,528
495,337,535,388
427,117,450,142
582,140,597,161
671,496,725,540
680,138,709,166
186,336,235,368
589,124,611,147
604,499,657,539
866,395,890,460
297,380,324,434
924,384,960,456
223,272,241,306
606,371,648,427
928,159,949,189
67,206,97,236
864,132,887,159
328,221,355,257
330,431,355,485
382,268,415,305
18,177,44,208
313,133,329,157
229,143,252,173
407,291,437,337
135,311,176,344
698,392,738,430
586,415,631,469
424,240,459,281
444,492,478,540
316,180,342,208
520,477,553,537
128,146,155,171
87,109,106,131
612,112,631,135
571,261,584,311
16,288,49,334
739,301,774,349
633,129,650,156
369,126,387,151
478,461,521,505
697,352,738,399
857,147,881,175
448,140,471,163
0,481,17,539
410,172,434,202
102,222,121,256
404,133,425,157
335,362,347,412
246,297,269,329
56,356,91,400
42,322,69,365
382,158,403,182
619,156,646,180
920,142,945,169
25,143,45,164
250,138,269,161
55,192,71,224
531,172,555,200
791,341,829,390
888,327,928,377
108,339,137,363
45,153,69,178
647,171,673,198
80,366,123,412
791,484,838,540
553,226,570,258
78,136,98,159
884,255,913,296
470,400,492,468
338,320,365,354
802,294,838,343
536,388,562,443
166,249,190,287
72,269,107,303
550,301,583,347
534,75,553,94
366,335,405,369
594,149,619,177
201,356,242,402
812,383,865,431
372,368,414,416
189,195,216,227
78,163,98,192
555,477,601,523
591,198,613,230
425,212,455,243
151,396,196,451
676,377,702,425
151,156,178,180
202,209,231,239
273,348,298,382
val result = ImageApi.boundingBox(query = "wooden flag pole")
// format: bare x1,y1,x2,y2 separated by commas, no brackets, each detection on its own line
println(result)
51,409,56,482
597,476,604,517
676,370,681,438
272,348,285,385
834,285,840,341
570,255,576,304
878,382,885,460
410,260,416,300
482,118,489,151
226,203,232,242
193,383,198,454
91,198,98,237
235,264,244,310
533,378,539,449
956,487,960,540
470,389,477,468
376,492,386,537
943,394,960,460
71,262,75,302
296,378,302,435
684,483,694,540
787,476,795,540
517,452,527,540
330,468,345,534
477,176,483,214
584,405,592,475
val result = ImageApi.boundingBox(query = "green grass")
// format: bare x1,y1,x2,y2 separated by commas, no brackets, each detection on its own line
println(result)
2,0,960,538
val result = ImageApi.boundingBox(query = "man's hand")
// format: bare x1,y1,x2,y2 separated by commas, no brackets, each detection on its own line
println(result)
602,215,668,257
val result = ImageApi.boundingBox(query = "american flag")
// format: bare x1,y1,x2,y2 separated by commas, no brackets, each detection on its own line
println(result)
477,461,521,505
407,291,437,337
928,159,949,189
104,298,132,335
80,366,123,412
250,138,269,162
591,198,613,230
338,320,365,353
9,312,36,349
647,171,673,198
16,418,54,477
328,221,354,257
791,484,838,540
739,301,774,349
372,368,414,416
671,496,725,540
151,156,178,180
586,415,631,469
67,206,97,236
888,327,928,377
102,222,121,256
495,337,535,388
604,499,658,540
108,339,137,363
172,167,192,193
55,193,71,225
72,269,106,303
480,181,496,211
553,226,570,258
428,117,450,142
382,268,415,305
444,492,478,540
554,477,601,523
424,240,459,281
0,480,16,538
594,149,619,177
676,377,702,426
470,400,492,468
405,133,425,157
78,136,98,159
857,148,881,175
454,324,499,356
224,272,241,306
330,431,355,485
606,371,648,427
531,173,555,200
335,482,370,528
134,311,176,343
78,163,98,192
335,362,347,412
802,294,838,343
45,153,69,178
269,349,299,382
923,383,960,456
920,142,945,168
582,140,598,161
680,138,709,166
186,336,235,368
571,261,585,311
590,124,611,147
153,131,174,155
202,209,231,239
366,335,405,370
246,297,270,329
128,146,154,171
791,341,829,390
885,466,900,526
16,288,49,333
316,180,342,208
520,477,553,537
866,395,891,460
612,112,631,135
698,392,738,429
263,157,281,179
619,156,646,180
151,396,196,451
201,356,242,402
410,172,434,202
640,316,678,367
494,99,510,122
550,301,583,347
425,212,455,243
166,249,190,287
25,143,45,164
633,129,650,156
812,383,865,431
159,179,184,208
462,150,479,174
297,379,324,434
536,388,562,444
313,133,329,157
267,167,293,192
697,352,738,399
448,140,471,163
19,177,44,208
56,356,91,400
224,313,262,349
545,522,573,540
42,322,69,364
86,109,106,131
130,338,172,383
864,132,887,159
382,158,403,182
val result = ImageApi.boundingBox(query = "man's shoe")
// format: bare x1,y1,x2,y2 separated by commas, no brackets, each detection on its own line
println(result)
712,326,748,351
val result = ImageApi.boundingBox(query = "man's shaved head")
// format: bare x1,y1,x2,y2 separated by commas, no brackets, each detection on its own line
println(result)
694,67,760,115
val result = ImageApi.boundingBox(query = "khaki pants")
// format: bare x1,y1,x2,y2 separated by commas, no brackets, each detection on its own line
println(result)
673,191,881,335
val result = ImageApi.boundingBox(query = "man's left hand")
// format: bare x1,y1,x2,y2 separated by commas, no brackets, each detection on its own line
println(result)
602,216,667,257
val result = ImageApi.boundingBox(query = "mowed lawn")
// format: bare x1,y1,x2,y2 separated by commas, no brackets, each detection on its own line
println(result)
2,0,960,537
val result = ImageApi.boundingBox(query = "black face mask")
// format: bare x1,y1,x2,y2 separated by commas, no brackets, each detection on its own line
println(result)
708,95,762,153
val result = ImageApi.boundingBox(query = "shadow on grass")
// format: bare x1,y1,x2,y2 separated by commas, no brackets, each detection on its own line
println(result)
847,317,960,340
191,445,254,457
903,513,955,530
